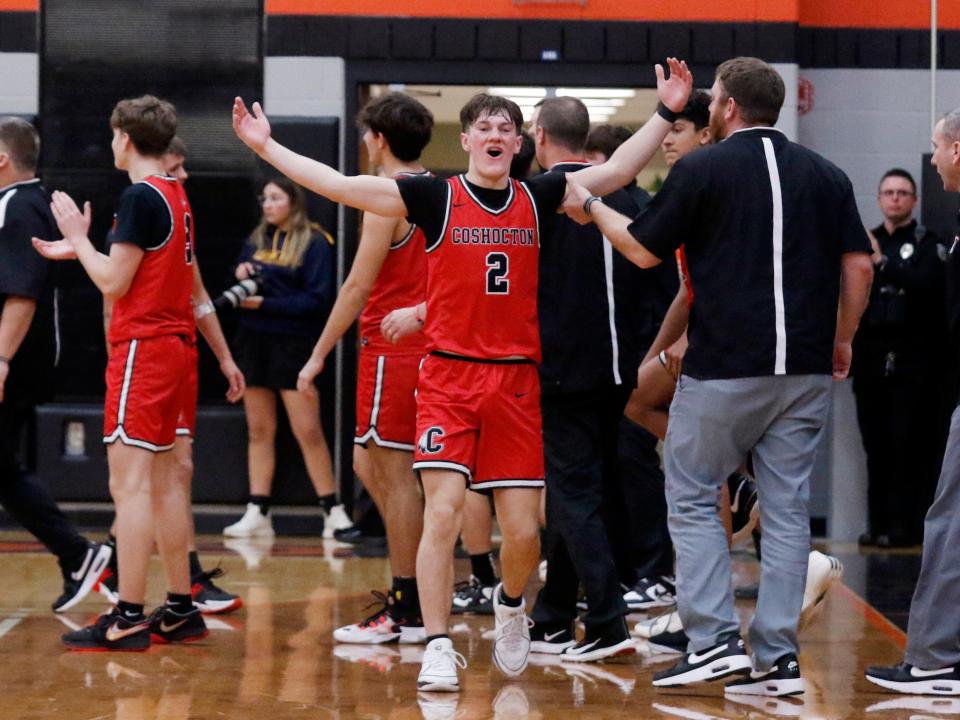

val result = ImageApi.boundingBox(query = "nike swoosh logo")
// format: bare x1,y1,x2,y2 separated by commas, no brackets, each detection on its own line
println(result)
688,644,731,664
544,630,566,641
910,666,955,677
105,621,148,642
569,639,599,654
70,550,93,581
159,618,189,633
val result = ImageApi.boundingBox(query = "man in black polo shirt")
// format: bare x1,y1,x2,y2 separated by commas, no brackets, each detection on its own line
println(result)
865,107,960,696
526,96,645,662
564,57,873,696
0,117,111,612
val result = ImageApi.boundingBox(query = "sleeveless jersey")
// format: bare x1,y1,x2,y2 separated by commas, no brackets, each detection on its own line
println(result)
676,245,694,307
424,175,541,362
359,173,428,354
108,175,195,344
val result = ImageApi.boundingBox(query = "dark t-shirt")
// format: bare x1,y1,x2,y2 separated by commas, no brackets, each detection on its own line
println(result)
396,172,567,247
0,179,59,403
106,180,173,252
629,128,871,379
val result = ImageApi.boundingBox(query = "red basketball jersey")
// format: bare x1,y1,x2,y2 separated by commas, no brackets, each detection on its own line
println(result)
424,175,541,362
108,176,195,344
359,174,428,354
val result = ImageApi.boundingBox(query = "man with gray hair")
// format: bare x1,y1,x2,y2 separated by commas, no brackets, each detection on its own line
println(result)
865,108,960,696
563,57,874,696
0,116,112,612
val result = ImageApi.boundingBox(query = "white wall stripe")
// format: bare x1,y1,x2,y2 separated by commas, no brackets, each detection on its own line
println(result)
761,137,787,375
601,237,622,385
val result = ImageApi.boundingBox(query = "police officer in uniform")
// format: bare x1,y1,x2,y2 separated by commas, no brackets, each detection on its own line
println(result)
854,168,948,548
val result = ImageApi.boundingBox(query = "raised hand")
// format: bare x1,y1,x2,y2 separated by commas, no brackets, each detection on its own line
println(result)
232,97,271,154
50,191,91,243
32,238,78,261
656,57,694,113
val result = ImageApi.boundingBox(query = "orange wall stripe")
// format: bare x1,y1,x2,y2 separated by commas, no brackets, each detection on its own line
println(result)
0,0,37,10
265,0,797,24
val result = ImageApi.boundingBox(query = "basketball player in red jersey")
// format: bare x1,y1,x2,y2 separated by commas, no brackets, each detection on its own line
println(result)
34,96,213,650
296,93,433,644
232,57,692,691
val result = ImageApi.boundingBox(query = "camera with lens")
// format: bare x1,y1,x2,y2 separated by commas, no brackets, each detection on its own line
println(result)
214,271,261,311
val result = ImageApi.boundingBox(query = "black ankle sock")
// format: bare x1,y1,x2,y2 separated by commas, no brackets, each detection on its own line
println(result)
166,592,194,614
470,552,497,586
318,493,337,512
498,586,523,608
426,633,449,644
188,551,203,578
392,576,420,615
117,600,144,621
250,495,271,515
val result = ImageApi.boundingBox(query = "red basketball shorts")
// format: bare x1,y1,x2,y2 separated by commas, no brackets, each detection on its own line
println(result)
103,335,195,452
175,344,199,438
412,353,545,492
354,350,421,452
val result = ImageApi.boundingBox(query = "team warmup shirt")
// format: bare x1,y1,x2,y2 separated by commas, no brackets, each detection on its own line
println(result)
396,172,567,363
358,171,429,355
106,175,195,345
628,127,871,380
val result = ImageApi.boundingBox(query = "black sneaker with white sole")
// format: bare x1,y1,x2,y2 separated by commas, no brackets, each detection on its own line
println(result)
53,542,113,613
561,621,636,663
623,576,676,611
647,626,689,655
652,634,751,687
865,662,960,695
725,653,806,697
529,623,576,655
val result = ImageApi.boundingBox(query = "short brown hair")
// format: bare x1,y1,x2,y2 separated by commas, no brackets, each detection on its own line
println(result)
715,57,784,126
357,92,433,162
585,124,633,161
0,116,39,171
535,96,590,154
166,135,187,158
460,93,523,134
110,95,177,157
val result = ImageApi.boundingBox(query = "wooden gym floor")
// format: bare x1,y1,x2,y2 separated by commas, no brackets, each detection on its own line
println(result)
0,532,939,720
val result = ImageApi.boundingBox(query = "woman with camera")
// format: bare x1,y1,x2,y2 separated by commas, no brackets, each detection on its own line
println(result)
223,177,353,539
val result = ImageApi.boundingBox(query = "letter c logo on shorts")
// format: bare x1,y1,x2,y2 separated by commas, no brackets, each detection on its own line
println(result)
418,426,445,454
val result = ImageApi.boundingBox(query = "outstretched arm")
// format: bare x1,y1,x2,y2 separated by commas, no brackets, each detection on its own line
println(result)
569,58,693,197
233,98,407,217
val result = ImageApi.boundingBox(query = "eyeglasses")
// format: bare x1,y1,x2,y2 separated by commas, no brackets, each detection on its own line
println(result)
879,189,915,198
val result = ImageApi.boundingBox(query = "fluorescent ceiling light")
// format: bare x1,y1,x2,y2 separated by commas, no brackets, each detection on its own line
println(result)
558,88,635,98
580,98,626,108
489,87,546,97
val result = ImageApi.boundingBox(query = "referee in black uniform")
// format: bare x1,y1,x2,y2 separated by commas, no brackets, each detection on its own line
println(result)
0,117,111,612
564,58,874,694
526,96,648,661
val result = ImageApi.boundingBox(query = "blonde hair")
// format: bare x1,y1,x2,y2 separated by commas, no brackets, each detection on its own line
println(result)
251,177,317,268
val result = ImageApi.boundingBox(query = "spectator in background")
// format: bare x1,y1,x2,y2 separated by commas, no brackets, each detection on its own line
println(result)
854,168,948,548
586,124,652,211
222,177,352,539
510,130,536,179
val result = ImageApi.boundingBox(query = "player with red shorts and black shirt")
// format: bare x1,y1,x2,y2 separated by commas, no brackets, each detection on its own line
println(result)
36,95,212,650
232,57,691,689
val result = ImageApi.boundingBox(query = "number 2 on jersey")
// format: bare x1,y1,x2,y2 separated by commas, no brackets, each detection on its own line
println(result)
486,252,509,295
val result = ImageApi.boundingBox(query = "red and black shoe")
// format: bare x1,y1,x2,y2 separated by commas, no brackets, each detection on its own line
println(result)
149,605,209,644
191,567,243,615
332,590,425,644
62,607,151,652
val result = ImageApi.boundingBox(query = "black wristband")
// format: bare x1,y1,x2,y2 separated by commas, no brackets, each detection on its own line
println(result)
583,195,602,216
656,101,679,123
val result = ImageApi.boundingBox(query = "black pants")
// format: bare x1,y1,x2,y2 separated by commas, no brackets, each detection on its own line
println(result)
616,417,673,582
531,386,631,634
0,399,87,569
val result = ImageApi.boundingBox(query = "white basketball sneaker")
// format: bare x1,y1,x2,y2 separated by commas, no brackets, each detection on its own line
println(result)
799,551,843,629
492,584,532,678
417,637,467,692
322,504,354,539
223,503,274,538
